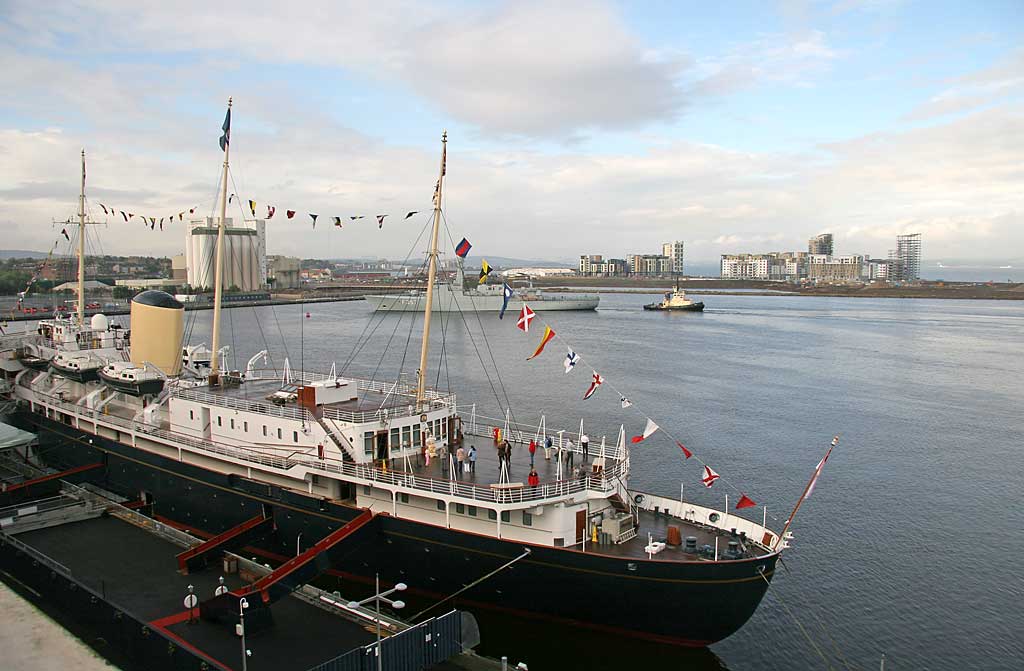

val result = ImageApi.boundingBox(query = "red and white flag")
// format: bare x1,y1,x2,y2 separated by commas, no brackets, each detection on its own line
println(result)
631,418,659,443
517,305,536,332
267,206,276,219
736,494,757,509
702,465,720,488
583,373,603,400
805,436,838,499
676,442,692,459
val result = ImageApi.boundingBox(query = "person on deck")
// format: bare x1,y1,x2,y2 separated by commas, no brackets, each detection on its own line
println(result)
544,435,553,460
564,438,575,469
456,445,466,477
528,468,540,488
580,433,589,461
468,445,477,474
528,439,537,467
502,440,512,473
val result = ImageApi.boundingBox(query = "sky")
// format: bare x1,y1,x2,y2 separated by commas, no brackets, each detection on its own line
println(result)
0,0,1022,267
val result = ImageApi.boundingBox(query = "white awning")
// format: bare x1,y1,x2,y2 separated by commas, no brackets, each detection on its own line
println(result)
0,422,35,449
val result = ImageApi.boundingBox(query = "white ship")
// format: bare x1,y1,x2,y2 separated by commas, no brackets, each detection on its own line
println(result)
366,267,599,312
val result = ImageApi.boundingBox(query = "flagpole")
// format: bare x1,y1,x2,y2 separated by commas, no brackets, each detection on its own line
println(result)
416,131,446,411
77,150,86,326
773,436,839,551
210,97,232,386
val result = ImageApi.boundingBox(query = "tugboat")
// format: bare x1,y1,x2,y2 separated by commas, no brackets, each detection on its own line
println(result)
643,276,705,312
0,107,799,648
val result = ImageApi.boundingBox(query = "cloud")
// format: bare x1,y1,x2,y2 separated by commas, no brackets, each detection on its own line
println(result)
904,49,1024,121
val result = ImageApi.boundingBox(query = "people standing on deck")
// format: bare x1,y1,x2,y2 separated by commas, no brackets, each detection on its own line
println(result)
528,468,539,488
529,439,537,467
426,431,437,467
580,433,589,461
456,445,466,478
468,445,477,474
502,440,512,473
544,435,553,460
565,438,575,469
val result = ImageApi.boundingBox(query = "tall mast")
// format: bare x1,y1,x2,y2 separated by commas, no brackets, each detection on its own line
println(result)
416,131,447,410
77,149,87,325
210,97,232,385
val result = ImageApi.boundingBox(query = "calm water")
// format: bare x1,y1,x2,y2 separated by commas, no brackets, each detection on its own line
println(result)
145,294,1024,668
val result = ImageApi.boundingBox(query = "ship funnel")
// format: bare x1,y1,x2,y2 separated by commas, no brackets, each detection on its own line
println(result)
130,290,184,376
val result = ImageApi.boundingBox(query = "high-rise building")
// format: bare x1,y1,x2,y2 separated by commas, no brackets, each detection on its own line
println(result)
894,233,922,282
808,233,834,256
661,241,685,275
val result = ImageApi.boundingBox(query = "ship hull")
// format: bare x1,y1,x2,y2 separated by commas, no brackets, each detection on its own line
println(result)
10,411,777,646
643,302,705,312
366,291,599,312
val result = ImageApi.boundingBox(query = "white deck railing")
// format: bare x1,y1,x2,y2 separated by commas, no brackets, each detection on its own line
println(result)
24,389,625,508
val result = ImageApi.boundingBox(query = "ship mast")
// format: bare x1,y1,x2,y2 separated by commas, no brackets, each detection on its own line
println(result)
415,131,447,410
77,150,87,326
209,97,232,385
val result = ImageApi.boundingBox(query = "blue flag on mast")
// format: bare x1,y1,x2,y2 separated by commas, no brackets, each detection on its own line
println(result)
219,107,231,151
499,283,514,319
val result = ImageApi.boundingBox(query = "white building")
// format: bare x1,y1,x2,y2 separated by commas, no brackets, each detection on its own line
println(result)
500,267,576,279
720,254,770,279
185,217,267,292
662,241,685,274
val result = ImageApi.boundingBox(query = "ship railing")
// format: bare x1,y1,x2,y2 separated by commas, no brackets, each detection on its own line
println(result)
630,490,779,553
0,528,73,576
60,480,199,549
466,410,627,461
29,390,624,508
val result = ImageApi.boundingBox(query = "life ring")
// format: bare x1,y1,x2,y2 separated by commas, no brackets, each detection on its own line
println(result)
633,494,645,505
709,512,720,523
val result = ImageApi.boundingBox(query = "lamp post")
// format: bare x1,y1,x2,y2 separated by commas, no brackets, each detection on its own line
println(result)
347,573,406,671
238,597,250,671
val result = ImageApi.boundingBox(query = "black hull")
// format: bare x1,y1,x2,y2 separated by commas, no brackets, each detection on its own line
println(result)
18,357,52,371
97,372,165,396
48,364,101,383
10,411,777,647
643,302,705,312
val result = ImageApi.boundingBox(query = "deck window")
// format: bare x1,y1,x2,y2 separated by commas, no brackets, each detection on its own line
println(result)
412,425,421,446
501,511,510,523
189,410,194,420
244,421,248,432
488,510,497,521
401,426,411,447
467,506,477,517
390,427,400,449
230,419,235,430
522,512,533,526
436,500,445,511
262,425,267,437
455,503,465,515
399,493,409,504
217,416,222,427
293,431,299,443
277,428,282,440
363,431,374,455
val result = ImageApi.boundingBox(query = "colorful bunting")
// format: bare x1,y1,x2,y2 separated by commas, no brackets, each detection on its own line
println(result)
499,283,514,320
99,204,108,214
478,259,491,285
405,211,418,219
455,237,472,258
350,215,365,220
287,210,296,219
621,397,632,408
702,465,720,488
310,213,318,228
676,442,692,459
60,228,70,241
333,217,343,228
120,211,128,222
583,373,603,400
564,349,580,374
516,305,535,333
631,418,659,443
376,214,387,229
248,199,256,216
527,326,556,361
267,206,275,219
736,494,757,509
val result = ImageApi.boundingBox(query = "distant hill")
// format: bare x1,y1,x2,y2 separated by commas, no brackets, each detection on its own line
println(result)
0,250,48,260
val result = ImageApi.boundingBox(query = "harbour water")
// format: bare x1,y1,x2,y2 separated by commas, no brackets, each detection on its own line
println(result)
28,292,1024,669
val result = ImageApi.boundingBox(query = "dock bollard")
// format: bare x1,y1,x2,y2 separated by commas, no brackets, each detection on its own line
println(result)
501,656,507,670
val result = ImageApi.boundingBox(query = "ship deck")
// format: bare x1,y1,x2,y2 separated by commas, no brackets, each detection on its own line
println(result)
14,515,378,671
213,377,422,414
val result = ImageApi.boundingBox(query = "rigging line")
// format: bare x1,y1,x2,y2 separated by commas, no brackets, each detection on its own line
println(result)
759,572,840,671
337,213,434,377
438,210,517,423
365,254,432,389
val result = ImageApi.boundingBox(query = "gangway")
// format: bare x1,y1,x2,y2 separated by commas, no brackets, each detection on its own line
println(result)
176,509,275,574
200,510,376,626
0,462,103,504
